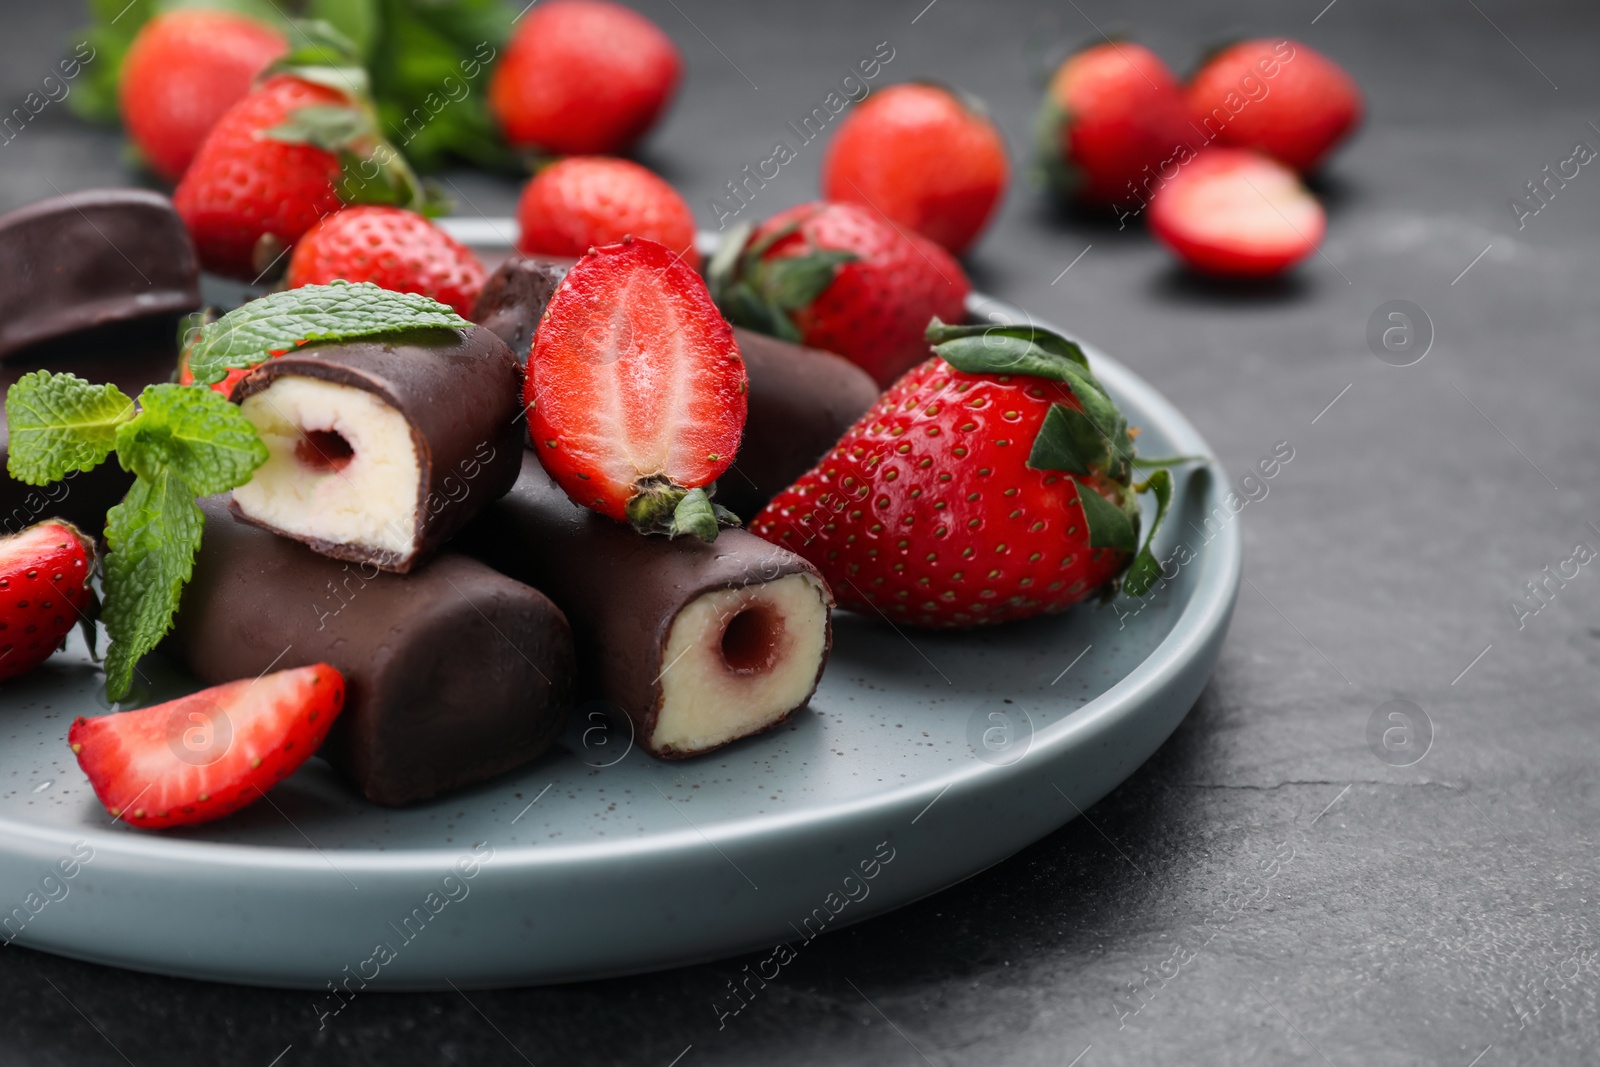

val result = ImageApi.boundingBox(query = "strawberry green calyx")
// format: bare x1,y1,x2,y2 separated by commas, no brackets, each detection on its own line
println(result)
924,317,1198,600
707,220,857,344
1029,94,1082,199
186,281,470,387
625,482,741,543
259,20,432,216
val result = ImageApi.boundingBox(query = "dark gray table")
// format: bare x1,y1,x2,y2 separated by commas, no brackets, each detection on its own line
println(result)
3,1,1597,1063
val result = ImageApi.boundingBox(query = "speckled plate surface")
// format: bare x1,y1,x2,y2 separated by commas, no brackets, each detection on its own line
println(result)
0,284,1240,989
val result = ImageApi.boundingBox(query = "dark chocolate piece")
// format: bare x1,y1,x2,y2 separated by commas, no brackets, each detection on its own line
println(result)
459,452,833,758
0,316,186,539
716,327,880,519
229,325,523,573
0,190,200,360
170,498,575,806
470,255,574,364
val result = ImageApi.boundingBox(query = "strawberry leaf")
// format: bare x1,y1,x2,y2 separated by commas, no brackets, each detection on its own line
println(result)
265,18,370,95
186,280,470,386
261,104,372,152
102,468,205,701
1025,403,1100,476
1075,484,1138,554
758,251,856,310
5,372,136,485
1122,469,1174,598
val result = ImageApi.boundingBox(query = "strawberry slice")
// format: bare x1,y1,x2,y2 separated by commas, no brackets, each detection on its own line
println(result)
1148,149,1326,276
526,236,748,539
68,665,345,829
0,521,96,684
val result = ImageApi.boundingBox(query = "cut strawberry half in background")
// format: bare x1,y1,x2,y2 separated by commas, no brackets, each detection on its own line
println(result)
526,237,747,539
1148,149,1326,276
69,665,345,829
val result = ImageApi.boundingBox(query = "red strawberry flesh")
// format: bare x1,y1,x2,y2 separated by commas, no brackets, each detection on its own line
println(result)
68,665,345,829
526,238,747,525
0,521,95,683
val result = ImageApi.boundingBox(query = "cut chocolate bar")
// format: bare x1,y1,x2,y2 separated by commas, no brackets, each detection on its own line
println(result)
717,327,879,519
460,451,833,758
229,326,523,573
170,498,575,806
0,189,200,360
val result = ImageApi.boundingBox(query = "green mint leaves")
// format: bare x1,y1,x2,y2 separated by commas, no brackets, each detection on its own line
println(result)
925,317,1201,601
5,373,134,484
102,469,207,698
6,376,268,699
186,280,470,386
707,221,857,345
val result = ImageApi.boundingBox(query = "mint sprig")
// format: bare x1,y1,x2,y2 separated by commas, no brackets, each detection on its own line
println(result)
6,375,268,699
187,280,470,386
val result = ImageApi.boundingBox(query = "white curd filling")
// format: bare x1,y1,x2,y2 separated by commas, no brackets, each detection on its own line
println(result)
653,572,829,754
234,377,421,560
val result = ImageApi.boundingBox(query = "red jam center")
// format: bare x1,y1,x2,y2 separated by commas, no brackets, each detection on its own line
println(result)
295,429,355,472
720,606,784,674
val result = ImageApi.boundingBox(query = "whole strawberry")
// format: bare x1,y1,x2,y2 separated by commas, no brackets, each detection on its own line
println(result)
751,321,1175,628
517,157,700,269
490,0,681,156
1187,39,1363,174
119,9,288,182
173,27,427,280
528,238,746,539
1035,42,1194,208
708,201,970,389
822,82,1009,255
287,207,487,317
0,520,95,683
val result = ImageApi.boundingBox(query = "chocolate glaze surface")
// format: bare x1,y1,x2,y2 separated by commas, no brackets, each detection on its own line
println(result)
458,451,833,757
229,325,524,572
718,327,880,519
171,498,575,807
0,189,200,359
0,316,185,539
470,255,574,364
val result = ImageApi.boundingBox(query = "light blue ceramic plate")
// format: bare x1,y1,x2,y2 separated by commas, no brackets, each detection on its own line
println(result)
0,281,1240,989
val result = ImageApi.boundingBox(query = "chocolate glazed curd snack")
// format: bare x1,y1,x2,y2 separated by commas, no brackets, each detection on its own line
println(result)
460,452,833,758
171,499,575,806
0,189,200,360
228,326,523,573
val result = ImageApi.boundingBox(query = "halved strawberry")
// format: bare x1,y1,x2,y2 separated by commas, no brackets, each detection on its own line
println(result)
68,665,345,829
526,237,747,539
0,521,95,683
1148,149,1325,276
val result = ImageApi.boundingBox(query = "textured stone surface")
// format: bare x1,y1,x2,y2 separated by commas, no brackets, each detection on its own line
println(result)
2,0,1597,1063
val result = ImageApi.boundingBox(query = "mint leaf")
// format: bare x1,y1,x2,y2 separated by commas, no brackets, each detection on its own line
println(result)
114,384,269,494
102,469,205,700
5,372,135,485
187,280,470,386
1122,469,1174,598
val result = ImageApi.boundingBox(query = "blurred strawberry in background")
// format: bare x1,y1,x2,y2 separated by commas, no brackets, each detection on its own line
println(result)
1186,38,1364,174
118,9,287,181
822,82,1008,256
517,156,701,268
1034,41,1194,208
1148,148,1325,276
287,207,487,317
490,0,682,157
